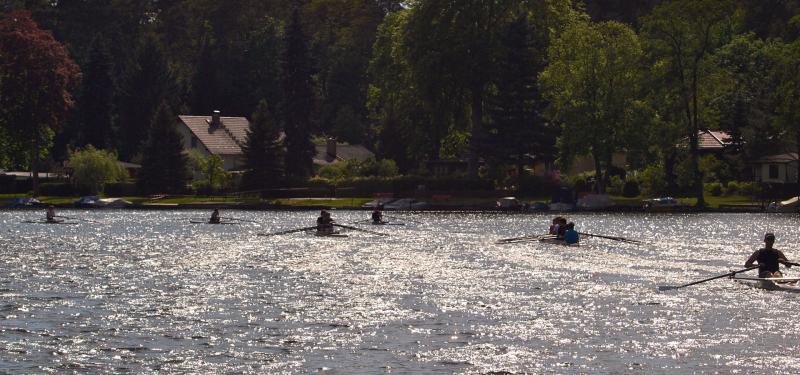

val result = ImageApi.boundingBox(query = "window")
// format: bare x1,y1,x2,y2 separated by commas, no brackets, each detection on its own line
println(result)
769,164,779,180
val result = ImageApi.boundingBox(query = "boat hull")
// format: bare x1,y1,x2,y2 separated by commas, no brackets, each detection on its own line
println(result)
538,237,579,246
731,275,800,293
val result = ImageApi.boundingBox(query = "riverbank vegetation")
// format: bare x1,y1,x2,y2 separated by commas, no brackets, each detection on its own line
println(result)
1,1,799,206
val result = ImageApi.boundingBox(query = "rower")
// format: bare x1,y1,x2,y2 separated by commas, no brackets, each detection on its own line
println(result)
372,203,384,224
745,233,798,278
317,210,334,234
209,209,221,224
564,222,579,244
46,205,58,223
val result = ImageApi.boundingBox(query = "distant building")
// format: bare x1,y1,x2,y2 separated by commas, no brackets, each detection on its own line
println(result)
752,153,798,184
176,110,248,171
696,130,735,153
313,138,374,170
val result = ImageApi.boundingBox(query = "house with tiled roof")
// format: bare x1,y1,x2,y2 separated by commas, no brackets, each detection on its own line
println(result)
697,130,734,152
176,110,247,171
313,138,375,168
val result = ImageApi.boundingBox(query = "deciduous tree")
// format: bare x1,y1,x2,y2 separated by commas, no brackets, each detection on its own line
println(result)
0,10,81,196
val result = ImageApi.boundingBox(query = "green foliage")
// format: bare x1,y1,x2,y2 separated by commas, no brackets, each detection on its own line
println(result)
724,180,740,195
606,175,625,195
638,163,667,196
69,146,127,195
138,102,189,194
542,19,646,193
242,100,284,190
317,157,398,180
76,36,115,150
281,9,317,178
698,154,735,183
640,0,740,206
737,181,762,197
0,11,81,195
704,182,724,196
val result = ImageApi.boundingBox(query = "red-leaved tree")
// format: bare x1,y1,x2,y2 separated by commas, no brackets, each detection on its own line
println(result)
0,10,81,196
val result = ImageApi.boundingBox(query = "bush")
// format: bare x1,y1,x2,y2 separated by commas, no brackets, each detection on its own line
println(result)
39,182,75,196
607,175,624,195
318,157,399,180
638,164,666,196
704,182,723,196
622,179,640,197
570,175,590,193
69,146,127,194
725,181,740,196
738,181,761,197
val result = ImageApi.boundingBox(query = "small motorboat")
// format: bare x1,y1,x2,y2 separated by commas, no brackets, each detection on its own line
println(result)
731,275,800,293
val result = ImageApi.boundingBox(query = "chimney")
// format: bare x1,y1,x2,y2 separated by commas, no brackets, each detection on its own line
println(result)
326,137,337,158
210,110,221,128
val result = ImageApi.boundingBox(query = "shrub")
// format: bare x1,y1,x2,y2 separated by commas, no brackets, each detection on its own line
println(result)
607,175,624,195
69,146,127,195
622,179,640,197
704,182,723,196
738,181,761,197
725,181,740,196
638,164,666,196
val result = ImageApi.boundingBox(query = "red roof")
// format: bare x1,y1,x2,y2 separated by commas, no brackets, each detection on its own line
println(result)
178,115,249,155
698,130,733,150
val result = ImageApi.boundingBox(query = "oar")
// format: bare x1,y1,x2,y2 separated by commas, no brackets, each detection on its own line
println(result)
384,214,422,224
578,232,643,244
333,223,389,236
55,215,100,224
497,233,549,244
258,225,319,236
221,216,259,224
657,265,760,291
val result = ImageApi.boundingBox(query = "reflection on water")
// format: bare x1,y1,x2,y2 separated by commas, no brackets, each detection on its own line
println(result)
1,210,800,373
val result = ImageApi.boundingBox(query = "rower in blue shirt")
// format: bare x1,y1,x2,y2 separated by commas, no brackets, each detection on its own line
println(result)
564,222,579,244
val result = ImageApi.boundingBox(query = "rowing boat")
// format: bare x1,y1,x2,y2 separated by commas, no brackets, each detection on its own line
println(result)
538,237,579,246
371,222,404,226
314,231,348,238
731,275,800,293
189,220,238,225
23,220,78,225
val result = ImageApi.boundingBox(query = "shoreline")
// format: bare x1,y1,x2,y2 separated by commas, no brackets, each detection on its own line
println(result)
0,201,771,213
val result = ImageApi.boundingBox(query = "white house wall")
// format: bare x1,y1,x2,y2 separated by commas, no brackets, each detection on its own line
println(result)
758,162,798,183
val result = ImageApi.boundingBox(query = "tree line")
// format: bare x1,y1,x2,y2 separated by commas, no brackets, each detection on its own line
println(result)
1,0,799,205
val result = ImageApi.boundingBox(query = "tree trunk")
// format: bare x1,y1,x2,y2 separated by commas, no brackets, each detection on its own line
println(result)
664,150,677,195
31,134,40,197
691,73,705,207
467,89,482,179
593,153,604,194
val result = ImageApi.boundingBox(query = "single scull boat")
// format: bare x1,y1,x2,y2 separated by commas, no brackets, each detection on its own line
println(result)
731,275,800,293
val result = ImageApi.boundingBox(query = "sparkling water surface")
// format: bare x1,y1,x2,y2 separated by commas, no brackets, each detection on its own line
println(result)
2,210,800,374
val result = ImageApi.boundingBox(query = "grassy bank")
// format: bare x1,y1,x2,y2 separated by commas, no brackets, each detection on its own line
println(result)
0,193,764,210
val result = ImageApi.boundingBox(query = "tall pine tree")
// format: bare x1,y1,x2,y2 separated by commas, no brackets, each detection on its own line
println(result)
281,8,317,178
242,100,284,190
77,35,115,150
137,102,189,194
117,34,177,161
483,15,555,179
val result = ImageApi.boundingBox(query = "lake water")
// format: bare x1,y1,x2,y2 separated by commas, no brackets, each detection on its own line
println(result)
1,210,800,374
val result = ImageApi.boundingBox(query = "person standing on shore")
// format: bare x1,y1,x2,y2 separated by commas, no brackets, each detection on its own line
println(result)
745,233,798,278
